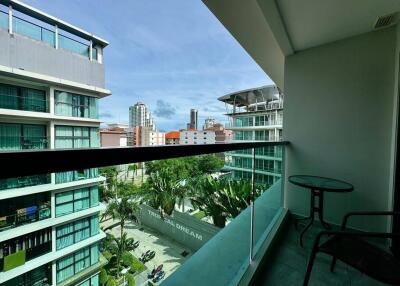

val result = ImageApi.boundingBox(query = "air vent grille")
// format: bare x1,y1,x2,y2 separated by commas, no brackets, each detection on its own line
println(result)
374,13,397,29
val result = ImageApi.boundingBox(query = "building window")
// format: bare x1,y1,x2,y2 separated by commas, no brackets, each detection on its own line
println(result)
0,83,47,113
56,244,99,283
56,216,99,250
55,91,98,119
92,47,98,61
55,126,100,148
77,273,99,286
55,168,99,184
55,186,99,217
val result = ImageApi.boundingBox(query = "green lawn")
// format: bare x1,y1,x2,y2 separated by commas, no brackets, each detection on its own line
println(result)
192,211,206,220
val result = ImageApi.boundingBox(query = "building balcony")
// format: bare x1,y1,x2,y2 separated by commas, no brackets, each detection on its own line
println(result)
0,1,109,90
0,135,398,285
0,201,50,233
0,228,52,273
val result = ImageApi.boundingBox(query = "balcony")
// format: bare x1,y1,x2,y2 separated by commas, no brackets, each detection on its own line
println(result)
0,228,52,272
0,193,50,232
0,1,108,89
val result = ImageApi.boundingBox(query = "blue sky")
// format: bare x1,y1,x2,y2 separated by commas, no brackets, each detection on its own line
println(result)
23,0,272,131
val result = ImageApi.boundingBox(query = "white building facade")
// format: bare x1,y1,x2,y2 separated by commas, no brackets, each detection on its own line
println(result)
129,102,155,130
179,130,216,145
0,2,108,285
219,85,283,186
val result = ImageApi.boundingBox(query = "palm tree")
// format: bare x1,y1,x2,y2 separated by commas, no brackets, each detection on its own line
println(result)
109,233,136,278
127,164,138,182
104,196,138,238
138,169,183,218
189,176,262,227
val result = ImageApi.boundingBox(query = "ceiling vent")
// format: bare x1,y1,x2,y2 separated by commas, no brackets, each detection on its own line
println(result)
374,13,398,30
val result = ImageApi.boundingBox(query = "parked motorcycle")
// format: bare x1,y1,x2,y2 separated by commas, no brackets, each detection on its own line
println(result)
148,264,163,279
152,271,165,283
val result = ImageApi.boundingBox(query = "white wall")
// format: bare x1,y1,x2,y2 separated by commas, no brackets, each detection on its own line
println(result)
284,27,397,232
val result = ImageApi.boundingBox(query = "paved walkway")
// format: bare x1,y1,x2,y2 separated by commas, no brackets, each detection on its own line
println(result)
104,220,191,285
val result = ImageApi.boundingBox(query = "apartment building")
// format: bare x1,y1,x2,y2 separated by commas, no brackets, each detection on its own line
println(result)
179,129,216,145
0,1,108,285
165,131,180,145
141,126,165,146
219,85,284,185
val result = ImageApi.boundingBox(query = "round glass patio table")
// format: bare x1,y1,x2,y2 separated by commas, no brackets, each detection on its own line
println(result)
288,175,354,247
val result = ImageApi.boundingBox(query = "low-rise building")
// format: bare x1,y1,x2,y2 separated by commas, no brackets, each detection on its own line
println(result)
165,131,180,145
100,128,127,147
141,126,165,146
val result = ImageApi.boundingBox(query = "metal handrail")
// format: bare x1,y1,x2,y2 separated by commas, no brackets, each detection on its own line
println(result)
0,141,289,179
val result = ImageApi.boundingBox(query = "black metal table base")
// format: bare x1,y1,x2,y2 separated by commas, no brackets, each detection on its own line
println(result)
295,189,331,247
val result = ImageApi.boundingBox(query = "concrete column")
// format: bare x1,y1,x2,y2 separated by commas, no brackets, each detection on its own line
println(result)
51,260,57,286
55,25,59,49
97,46,103,64
51,191,56,218
89,40,93,61
49,87,55,115
8,5,12,34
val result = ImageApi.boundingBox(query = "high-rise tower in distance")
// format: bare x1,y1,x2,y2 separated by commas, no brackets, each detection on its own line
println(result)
189,108,198,130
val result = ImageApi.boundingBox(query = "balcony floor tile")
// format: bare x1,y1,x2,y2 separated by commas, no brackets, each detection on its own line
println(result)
255,219,390,286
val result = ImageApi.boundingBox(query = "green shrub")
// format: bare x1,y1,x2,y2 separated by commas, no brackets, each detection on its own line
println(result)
99,269,108,286
126,273,135,286
130,256,146,274
192,211,206,220
122,251,134,267
106,278,116,286
102,251,113,261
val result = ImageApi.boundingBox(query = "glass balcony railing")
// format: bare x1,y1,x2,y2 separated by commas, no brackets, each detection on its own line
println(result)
0,10,7,30
0,6,96,61
0,92,49,113
13,15,55,47
0,174,51,191
58,33,90,58
0,142,287,285
0,204,51,232
0,136,49,150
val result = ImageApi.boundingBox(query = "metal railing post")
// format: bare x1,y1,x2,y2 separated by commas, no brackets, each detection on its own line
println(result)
250,147,255,262
8,5,12,34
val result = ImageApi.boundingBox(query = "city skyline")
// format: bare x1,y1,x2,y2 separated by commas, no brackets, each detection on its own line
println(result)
21,0,273,130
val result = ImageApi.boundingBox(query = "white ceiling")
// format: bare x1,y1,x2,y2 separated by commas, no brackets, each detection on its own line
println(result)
275,0,400,51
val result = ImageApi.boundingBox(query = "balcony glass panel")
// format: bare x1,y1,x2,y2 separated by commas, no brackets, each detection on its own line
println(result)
58,34,90,58
0,123,48,150
1,263,52,286
0,174,50,191
12,16,56,47
0,83,48,113
0,193,50,232
0,11,7,30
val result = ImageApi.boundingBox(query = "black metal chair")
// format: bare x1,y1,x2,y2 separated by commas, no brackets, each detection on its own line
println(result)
303,211,400,286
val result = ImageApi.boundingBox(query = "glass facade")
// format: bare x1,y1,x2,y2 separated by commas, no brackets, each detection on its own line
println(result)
92,48,98,61
56,215,99,250
234,131,253,141
0,83,48,113
55,91,99,119
55,186,99,217
56,244,99,283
